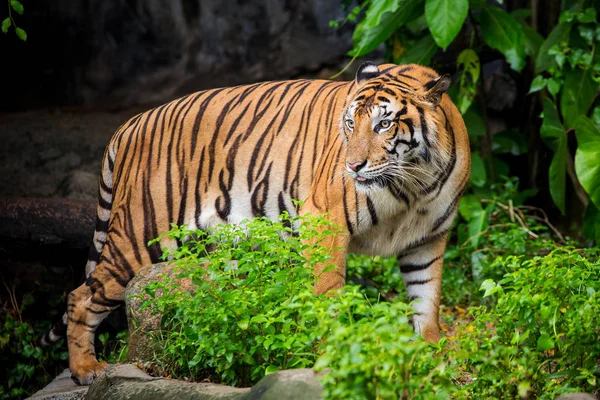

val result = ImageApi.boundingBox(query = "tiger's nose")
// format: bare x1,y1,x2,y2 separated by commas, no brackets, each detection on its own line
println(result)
347,160,367,172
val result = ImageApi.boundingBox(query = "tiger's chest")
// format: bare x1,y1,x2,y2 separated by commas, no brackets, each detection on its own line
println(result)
347,189,440,257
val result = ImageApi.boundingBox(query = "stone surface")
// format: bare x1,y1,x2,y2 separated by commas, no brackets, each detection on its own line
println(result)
84,364,323,400
28,369,87,400
125,262,196,362
556,394,597,400
1,0,353,110
244,369,323,400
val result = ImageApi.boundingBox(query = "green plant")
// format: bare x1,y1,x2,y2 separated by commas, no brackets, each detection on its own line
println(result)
140,213,342,386
1,0,26,41
451,247,600,398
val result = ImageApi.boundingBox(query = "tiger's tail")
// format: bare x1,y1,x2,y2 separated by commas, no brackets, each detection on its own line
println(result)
41,128,121,346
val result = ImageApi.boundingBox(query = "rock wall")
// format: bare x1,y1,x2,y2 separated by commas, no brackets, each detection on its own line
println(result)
0,0,353,110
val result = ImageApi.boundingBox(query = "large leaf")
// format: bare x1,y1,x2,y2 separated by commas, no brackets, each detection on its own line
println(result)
394,33,438,65
456,49,480,114
535,22,573,73
479,5,526,71
349,0,424,57
425,0,468,50
541,99,567,215
560,67,597,129
469,153,487,188
575,116,600,210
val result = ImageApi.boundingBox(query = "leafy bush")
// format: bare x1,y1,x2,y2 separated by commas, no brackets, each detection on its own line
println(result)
140,213,341,386
451,247,600,398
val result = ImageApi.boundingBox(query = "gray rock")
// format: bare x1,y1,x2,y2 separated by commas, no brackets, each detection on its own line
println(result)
84,364,323,400
243,369,323,400
556,394,597,400
86,364,250,400
58,170,98,201
125,262,196,362
28,369,87,400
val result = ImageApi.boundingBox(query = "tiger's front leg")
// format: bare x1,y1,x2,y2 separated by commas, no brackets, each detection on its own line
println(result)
397,236,448,342
300,200,351,295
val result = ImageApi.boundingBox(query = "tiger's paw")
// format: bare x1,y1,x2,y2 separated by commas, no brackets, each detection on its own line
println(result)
70,360,109,386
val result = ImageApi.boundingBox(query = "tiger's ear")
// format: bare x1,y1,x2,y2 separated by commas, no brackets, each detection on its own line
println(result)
423,74,451,106
355,61,380,86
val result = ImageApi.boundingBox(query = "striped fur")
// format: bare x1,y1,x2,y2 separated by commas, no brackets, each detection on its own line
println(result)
49,63,470,385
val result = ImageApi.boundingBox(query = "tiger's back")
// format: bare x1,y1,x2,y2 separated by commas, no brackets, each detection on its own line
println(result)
51,63,469,385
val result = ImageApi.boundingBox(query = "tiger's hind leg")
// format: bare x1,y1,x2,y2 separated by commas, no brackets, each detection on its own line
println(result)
67,256,132,385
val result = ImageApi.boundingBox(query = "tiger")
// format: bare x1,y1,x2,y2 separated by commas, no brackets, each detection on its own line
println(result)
42,62,470,385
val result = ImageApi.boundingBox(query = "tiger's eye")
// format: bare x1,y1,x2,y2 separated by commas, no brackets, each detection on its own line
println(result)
346,119,355,130
380,120,391,129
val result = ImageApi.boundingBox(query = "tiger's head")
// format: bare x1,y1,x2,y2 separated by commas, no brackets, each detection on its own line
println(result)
342,62,452,193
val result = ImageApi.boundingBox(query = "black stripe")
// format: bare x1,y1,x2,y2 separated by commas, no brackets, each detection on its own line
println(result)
366,196,378,225
406,278,432,286
399,256,442,273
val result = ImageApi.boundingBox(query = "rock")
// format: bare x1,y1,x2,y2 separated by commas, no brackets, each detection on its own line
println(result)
125,262,195,362
28,369,88,400
84,364,323,400
2,0,353,110
556,394,597,400
57,170,99,201
86,364,249,400
244,369,323,400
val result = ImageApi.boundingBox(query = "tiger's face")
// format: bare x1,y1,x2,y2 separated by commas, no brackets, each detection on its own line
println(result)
342,62,451,193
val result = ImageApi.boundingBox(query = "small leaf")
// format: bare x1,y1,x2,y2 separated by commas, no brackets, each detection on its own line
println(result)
425,0,469,50
456,49,480,113
10,1,24,15
458,194,482,221
479,5,526,71
265,365,279,375
15,27,26,41
1,18,10,34
536,333,554,351
528,75,547,94
535,22,573,73
480,279,500,297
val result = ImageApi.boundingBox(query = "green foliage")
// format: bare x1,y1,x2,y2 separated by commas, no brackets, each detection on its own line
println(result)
0,291,67,400
2,0,26,41
140,213,342,386
452,247,600,398
425,0,468,50
478,5,526,71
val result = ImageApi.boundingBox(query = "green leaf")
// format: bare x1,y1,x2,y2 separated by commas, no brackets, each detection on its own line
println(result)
577,7,597,23
394,33,438,66
456,49,480,114
425,0,468,50
463,105,485,141
541,98,567,215
265,365,279,375
468,206,488,247
575,116,600,210
469,152,487,187
535,22,573,73
10,1,24,15
528,75,547,94
1,18,10,34
537,333,555,351
560,67,596,129
15,27,26,41
458,194,482,221
479,5,526,71
349,0,424,57
480,279,500,297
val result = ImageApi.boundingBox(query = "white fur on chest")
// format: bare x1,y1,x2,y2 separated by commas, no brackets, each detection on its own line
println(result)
349,188,445,257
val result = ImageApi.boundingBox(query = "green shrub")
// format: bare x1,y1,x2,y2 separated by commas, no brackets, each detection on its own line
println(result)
451,247,600,398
